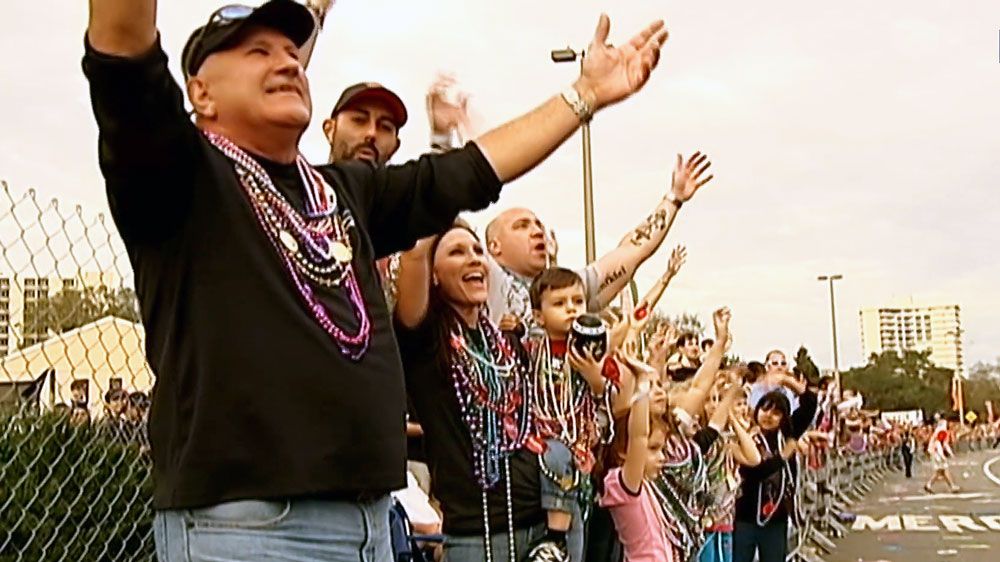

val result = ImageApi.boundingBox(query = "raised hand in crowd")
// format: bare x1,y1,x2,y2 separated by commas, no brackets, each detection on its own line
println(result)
665,244,687,278
545,228,559,267
729,409,763,467
629,245,687,340
776,370,808,395
394,236,440,328
646,324,673,375
671,152,714,203
672,307,733,419
427,74,471,142
712,306,732,345
299,0,336,68
780,437,801,460
576,14,669,110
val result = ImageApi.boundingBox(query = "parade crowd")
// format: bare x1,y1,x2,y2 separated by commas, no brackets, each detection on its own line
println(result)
78,1,1000,561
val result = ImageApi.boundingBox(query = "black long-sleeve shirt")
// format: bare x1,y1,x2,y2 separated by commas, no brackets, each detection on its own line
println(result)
734,390,818,524
82,37,502,509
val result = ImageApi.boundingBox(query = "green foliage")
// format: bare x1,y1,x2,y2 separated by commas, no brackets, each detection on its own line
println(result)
0,409,153,561
840,350,951,417
22,287,139,336
668,312,704,337
793,346,821,385
966,361,1000,417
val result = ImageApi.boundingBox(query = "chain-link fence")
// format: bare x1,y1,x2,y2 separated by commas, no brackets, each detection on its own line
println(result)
0,181,155,561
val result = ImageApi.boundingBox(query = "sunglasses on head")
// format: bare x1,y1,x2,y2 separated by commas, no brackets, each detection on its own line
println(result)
769,360,787,366
183,4,256,74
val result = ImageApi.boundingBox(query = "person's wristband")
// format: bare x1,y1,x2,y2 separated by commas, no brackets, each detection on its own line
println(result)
629,380,651,406
430,131,453,151
561,86,593,123
666,191,684,209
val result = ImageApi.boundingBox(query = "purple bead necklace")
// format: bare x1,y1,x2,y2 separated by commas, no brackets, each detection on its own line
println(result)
206,132,371,360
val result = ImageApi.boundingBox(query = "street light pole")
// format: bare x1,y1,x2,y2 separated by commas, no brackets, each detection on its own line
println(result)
551,47,596,263
946,329,966,425
817,274,843,397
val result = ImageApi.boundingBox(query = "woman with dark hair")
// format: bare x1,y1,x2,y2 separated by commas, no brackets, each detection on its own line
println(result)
394,224,545,562
731,375,817,562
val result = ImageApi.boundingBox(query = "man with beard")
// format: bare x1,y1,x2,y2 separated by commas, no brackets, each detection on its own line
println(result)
322,82,408,167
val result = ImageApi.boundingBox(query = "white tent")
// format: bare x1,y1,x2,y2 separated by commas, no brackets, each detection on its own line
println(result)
0,315,153,415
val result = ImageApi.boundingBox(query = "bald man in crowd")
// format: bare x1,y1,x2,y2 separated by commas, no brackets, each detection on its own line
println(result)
485,151,713,332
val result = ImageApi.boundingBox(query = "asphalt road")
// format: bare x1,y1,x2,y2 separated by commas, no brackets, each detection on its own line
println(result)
829,447,1000,562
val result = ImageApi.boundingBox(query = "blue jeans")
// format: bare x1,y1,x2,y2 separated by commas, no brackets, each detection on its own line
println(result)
154,496,392,562
698,531,732,562
539,440,585,562
443,524,545,562
732,519,787,562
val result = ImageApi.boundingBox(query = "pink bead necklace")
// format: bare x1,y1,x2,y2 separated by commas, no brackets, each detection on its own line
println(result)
206,132,371,360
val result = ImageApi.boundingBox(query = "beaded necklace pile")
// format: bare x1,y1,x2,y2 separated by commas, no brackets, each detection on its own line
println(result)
651,433,709,560
448,313,532,562
528,336,604,478
701,434,739,529
206,132,371,360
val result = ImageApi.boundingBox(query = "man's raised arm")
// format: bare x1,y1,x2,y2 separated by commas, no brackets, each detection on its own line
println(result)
87,0,157,56
473,15,668,183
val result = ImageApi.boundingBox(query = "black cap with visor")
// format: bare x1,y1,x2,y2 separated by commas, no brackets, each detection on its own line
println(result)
181,0,315,79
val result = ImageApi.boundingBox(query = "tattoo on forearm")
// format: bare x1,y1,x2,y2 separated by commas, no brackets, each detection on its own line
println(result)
599,266,627,292
629,209,668,246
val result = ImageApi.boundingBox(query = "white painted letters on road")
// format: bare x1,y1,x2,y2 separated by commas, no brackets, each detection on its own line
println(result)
902,515,940,531
979,516,1000,531
939,515,987,533
852,514,1000,533
852,515,902,532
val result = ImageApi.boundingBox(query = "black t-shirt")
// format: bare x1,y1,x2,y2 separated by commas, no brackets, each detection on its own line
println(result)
82,38,502,510
734,390,818,524
394,313,544,535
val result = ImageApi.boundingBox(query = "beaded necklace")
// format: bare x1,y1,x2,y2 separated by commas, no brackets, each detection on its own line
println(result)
529,336,601,476
652,433,710,560
754,431,794,526
205,132,371,360
701,434,739,528
498,266,533,332
448,312,532,562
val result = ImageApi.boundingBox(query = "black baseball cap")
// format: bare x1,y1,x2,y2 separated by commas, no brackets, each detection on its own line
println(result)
181,0,315,79
331,82,408,128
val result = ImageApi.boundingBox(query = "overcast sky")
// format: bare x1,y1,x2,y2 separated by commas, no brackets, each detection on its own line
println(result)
1,0,998,371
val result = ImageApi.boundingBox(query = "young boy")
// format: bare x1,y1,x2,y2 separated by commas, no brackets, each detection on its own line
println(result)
524,267,610,562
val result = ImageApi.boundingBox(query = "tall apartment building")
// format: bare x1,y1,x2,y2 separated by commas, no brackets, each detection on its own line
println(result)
0,272,121,355
859,298,964,377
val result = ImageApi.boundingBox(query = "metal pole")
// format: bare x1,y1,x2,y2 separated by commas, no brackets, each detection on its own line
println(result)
551,48,597,264
580,57,596,264
828,278,841,385
949,329,966,425
959,377,966,426
581,121,596,263
818,275,843,398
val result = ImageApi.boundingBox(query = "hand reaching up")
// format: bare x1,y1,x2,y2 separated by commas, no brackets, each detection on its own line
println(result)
712,307,731,342
575,15,670,110
671,152,714,203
